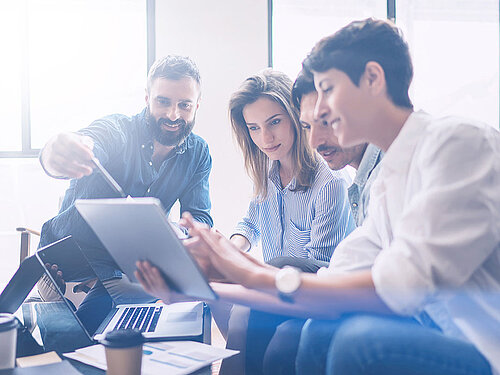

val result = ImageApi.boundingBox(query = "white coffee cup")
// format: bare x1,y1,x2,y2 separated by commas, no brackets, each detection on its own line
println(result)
0,313,18,370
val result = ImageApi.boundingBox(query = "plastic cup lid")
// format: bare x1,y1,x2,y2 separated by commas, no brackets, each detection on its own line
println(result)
0,314,17,332
100,329,144,348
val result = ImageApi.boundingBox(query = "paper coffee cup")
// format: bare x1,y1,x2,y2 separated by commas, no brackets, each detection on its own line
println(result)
101,329,144,375
0,314,18,370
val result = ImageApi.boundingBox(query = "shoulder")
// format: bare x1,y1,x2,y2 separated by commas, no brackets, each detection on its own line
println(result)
418,115,499,161
186,132,210,153
311,161,349,196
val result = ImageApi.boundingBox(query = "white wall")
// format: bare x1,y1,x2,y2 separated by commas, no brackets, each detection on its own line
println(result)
155,0,269,236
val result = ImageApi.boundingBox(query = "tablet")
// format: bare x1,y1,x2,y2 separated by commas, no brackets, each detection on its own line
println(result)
75,197,217,300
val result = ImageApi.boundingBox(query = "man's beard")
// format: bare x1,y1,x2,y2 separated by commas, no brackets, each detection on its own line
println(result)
146,107,196,147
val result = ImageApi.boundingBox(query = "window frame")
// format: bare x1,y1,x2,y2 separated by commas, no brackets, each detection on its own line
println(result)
0,0,156,158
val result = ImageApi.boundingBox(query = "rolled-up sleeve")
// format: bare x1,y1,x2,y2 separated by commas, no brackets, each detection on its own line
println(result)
233,199,261,248
372,124,500,315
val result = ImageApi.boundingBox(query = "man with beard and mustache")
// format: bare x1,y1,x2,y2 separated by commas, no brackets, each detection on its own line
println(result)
37,55,212,326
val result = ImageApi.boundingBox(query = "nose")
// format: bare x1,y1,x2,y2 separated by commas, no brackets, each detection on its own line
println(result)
261,127,274,144
314,92,330,124
308,122,324,150
166,104,180,121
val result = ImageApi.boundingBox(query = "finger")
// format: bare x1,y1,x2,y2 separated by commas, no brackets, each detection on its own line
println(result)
134,270,151,292
139,261,161,290
135,264,152,291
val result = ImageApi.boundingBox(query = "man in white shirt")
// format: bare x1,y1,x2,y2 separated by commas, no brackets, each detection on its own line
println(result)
135,18,500,375
291,18,500,375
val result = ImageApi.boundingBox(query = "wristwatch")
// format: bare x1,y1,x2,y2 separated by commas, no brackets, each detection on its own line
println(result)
275,266,301,303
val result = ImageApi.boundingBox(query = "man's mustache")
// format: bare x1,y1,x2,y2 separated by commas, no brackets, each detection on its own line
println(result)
158,118,186,127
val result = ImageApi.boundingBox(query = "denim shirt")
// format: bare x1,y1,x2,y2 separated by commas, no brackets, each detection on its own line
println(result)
348,144,383,226
39,109,213,280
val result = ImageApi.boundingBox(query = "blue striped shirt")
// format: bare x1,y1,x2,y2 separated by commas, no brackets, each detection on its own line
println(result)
233,161,355,262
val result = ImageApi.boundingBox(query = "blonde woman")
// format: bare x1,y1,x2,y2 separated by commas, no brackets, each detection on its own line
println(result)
213,69,355,374
228,69,354,269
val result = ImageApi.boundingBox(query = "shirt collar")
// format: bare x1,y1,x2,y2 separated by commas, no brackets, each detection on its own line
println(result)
269,162,297,191
353,143,383,187
380,110,432,173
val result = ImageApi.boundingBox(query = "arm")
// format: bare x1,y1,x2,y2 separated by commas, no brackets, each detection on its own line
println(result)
372,124,500,315
231,198,261,251
211,271,391,319
179,145,213,226
230,234,251,252
181,213,391,318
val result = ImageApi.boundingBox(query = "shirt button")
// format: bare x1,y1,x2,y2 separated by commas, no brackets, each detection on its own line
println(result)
149,161,153,166
352,203,358,208
147,188,151,193
141,144,145,149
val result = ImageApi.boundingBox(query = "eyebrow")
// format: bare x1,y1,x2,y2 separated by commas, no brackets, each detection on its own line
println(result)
156,95,194,103
246,113,282,126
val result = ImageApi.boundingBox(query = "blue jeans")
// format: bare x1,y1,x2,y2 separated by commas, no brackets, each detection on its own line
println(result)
296,315,492,375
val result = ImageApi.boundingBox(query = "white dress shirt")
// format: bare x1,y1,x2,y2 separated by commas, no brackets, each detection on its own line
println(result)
328,111,500,373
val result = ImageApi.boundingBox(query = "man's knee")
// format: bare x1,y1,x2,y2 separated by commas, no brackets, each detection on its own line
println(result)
263,319,305,375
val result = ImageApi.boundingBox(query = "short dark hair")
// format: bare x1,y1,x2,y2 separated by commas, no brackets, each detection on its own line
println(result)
291,70,316,112
147,55,201,92
303,18,413,109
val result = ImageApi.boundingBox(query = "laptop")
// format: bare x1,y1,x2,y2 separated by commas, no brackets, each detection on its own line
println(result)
75,197,218,301
0,237,207,347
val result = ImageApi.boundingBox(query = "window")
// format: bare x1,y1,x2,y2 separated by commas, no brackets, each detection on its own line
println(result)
0,0,149,157
272,0,387,80
272,0,499,128
397,0,499,128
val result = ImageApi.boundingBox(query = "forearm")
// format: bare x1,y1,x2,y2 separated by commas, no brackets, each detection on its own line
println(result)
230,234,251,252
228,268,392,318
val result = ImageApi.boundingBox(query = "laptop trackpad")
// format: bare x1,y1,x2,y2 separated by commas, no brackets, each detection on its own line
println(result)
166,311,198,322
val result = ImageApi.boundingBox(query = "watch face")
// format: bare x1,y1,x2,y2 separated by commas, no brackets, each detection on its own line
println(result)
276,267,301,294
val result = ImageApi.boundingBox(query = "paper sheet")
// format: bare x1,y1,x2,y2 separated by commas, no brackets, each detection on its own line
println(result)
64,341,238,375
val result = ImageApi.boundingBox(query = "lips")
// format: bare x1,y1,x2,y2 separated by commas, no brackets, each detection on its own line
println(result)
263,144,281,153
159,120,183,132
318,147,341,162
161,123,180,131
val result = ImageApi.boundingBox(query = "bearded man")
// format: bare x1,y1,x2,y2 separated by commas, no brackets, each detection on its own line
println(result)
38,55,212,320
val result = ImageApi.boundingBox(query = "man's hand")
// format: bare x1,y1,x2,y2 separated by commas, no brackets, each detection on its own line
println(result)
40,132,95,179
135,261,173,304
180,212,275,289
45,263,66,294
183,236,229,282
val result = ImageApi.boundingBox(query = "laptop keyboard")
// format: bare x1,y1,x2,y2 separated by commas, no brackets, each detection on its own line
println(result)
113,306,163,333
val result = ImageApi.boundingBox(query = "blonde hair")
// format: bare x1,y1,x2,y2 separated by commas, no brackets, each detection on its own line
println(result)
229,69,318,200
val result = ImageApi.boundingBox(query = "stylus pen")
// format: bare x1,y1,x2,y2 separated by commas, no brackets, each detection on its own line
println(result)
91,157,127,198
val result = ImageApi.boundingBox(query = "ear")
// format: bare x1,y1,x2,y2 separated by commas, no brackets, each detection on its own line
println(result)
195,94,201,110
145,88,150,105
363,61,386,96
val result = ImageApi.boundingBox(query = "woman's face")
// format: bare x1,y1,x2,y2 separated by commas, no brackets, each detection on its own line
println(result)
242,97,295,163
